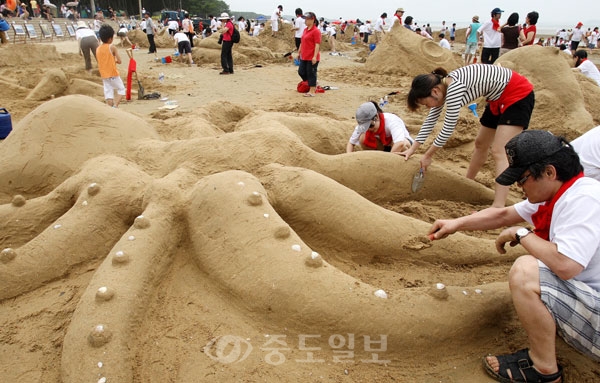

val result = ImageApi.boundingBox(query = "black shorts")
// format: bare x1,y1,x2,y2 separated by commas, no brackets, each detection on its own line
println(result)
178,40,192,54
479,91,535,129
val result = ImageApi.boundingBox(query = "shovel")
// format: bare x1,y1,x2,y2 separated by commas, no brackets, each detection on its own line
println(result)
126,48,144,100
411,168,425,193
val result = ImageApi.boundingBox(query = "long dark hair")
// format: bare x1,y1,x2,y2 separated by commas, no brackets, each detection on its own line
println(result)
407,68,448,111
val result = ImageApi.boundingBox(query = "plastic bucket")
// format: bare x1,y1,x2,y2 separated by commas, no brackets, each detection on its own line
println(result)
0,108,12,139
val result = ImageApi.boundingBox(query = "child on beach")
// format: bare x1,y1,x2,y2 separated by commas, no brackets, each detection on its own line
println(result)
97,25,125,108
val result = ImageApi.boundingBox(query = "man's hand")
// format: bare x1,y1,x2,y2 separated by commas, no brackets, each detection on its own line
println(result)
428,219,458,240
495,227,519,254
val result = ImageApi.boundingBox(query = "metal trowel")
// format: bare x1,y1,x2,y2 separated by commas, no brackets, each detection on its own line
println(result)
411,168,425,193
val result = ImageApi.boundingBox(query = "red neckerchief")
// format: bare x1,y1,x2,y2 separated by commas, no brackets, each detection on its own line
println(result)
578,58,588,66
492,18,500,31
531,172,584,240
363,113,391,148
395,15,401,24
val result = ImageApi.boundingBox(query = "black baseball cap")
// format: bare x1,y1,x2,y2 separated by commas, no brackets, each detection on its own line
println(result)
496,130,567,186
491,7,504,15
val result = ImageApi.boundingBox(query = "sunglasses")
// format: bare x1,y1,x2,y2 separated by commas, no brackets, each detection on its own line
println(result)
517,172,531,186
369,115,379,127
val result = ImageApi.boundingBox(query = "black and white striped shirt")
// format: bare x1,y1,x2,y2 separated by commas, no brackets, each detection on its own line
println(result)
416,64,513,147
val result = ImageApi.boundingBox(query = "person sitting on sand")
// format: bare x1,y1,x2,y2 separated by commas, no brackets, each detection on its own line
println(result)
96,24,125,108
572,50,600,87
346,101,413,153
403,64,535,208
173,26,194,66
429,130,600,383
572,125,600,181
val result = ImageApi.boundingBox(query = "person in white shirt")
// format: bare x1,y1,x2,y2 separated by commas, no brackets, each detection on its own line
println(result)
477,7,503,64
573,50,600,87
238,16,247,34
438,33,451,49
326,23,337,53
570,22,585,50
347,102,413,153
271,4,282,36
252,23,263,37
572,126,600,182
373,12,387,44
209,15,217,32
167,19,178,37
291,8,306,50
173,27,193,65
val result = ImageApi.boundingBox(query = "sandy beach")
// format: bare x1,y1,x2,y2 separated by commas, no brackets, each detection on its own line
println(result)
1,21,600,382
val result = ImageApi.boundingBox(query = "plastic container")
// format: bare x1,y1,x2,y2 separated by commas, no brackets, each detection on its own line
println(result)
0,108,12,139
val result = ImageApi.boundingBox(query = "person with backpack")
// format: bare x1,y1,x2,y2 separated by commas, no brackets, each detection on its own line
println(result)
218,13,235,74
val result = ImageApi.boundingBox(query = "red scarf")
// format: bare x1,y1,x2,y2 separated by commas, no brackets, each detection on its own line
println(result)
531,172,584,240
492,19,500,31
363,113,391,149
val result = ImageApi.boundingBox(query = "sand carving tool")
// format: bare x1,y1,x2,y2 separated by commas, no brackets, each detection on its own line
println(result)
411,168,425,193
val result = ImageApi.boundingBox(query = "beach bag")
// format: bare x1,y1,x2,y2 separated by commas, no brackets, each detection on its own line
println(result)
297,80,310,93
0,19,9,32
231,27,240,43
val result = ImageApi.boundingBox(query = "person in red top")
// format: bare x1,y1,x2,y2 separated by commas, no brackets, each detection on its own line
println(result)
219,12,235,75
520,11,539,46
298,12,321,97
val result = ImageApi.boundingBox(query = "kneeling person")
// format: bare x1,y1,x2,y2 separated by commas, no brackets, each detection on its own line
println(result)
347,101,413,153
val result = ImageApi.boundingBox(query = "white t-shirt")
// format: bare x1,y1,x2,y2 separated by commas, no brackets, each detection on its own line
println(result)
478,19,502,48
76,27,96,39
514,177,600,290
168,20,178,31
252,25,261,37
174,31,189,43
294,16,306,38
348,113,412,146
374,17,385,32
572,126,600,181
577,60,600,87
439,38,451,49
238,20,247,31
571,27,584,42
327,25,336,37
271,8,280,22
210,18,217,32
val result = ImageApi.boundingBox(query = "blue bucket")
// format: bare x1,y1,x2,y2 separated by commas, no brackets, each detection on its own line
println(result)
294,58,300,66
369,43,376,52
0,108,12,139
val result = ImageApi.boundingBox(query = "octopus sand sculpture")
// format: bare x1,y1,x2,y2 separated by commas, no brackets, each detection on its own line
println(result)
0,95,527,381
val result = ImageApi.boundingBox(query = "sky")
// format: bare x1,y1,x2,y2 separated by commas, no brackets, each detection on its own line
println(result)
226,0,600,29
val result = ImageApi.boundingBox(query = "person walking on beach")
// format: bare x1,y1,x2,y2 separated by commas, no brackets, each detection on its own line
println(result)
346,101,413,153
429,130,600,383
96,25,125,108
464,15,480,65
570,22,584,51
297,11,321,97
519,11,539,46
404,64,535,207
477,7,503,64
144,12,157,55
218,13,234,75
